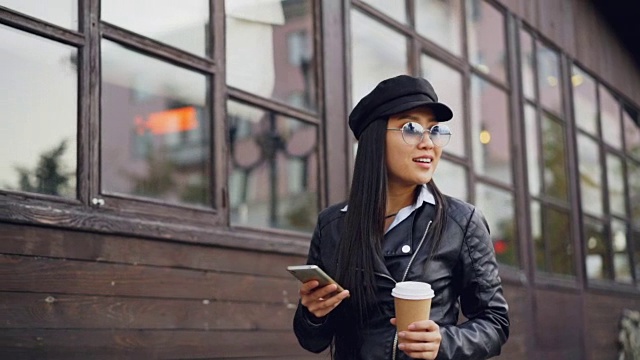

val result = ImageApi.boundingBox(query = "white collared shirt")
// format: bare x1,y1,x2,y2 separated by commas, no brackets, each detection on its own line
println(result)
340,184,436,233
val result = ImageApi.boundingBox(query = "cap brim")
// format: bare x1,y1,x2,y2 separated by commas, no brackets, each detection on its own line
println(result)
379,99,453,122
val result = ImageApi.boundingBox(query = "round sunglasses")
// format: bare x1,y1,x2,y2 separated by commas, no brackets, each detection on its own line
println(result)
387,122,452,147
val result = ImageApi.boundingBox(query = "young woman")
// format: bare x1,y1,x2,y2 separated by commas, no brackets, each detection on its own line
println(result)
293,75,509,360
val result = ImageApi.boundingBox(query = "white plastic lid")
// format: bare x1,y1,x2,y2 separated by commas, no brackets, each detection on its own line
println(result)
391,281,435,300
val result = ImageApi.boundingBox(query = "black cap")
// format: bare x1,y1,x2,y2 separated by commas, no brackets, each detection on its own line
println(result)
348,75,453,140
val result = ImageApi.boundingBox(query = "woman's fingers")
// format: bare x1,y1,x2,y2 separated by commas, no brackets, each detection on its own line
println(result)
299,281,350,318
396,320,441,359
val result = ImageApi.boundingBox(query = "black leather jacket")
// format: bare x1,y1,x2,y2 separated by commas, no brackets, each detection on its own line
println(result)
293,196,509,359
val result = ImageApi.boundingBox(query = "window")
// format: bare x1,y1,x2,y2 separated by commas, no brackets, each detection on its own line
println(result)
226,0,320,232
0,24,78,199
521,31,574,276
572,65,637,285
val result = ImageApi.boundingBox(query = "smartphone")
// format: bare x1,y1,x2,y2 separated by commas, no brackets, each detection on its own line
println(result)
287,264,345,293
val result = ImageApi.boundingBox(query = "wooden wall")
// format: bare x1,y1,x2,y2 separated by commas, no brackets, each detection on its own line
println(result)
0,222,323,359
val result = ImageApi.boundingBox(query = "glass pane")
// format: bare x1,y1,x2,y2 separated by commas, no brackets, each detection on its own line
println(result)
623,105,640,160
537,44,562,115
600,86,622,150
584,218,609,280
227,0,316,112
577,134,603,216
0,25,77,198
470,76,512,184
351,9,408,109
0,0,78,29
102,0,208,57
421,55,465,157
520,30,535,101
435,159,467,201
531,201,545,271
606,153,626,217
466,0,506,83
572,66,598,135
632,226,640,284
228,101,319,232
629,161,640,226
101,40,210,206
546,207,574,275
415,0,462,56
524,104,541,196
612,219,632,283
475,184,518,266
361,0,407,23
542,114,569,201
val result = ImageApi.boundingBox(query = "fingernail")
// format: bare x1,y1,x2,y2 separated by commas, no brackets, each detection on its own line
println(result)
408,324,416,330
398,332,405,338
398,343,405,350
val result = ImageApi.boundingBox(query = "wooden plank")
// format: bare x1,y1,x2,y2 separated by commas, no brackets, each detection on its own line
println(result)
499,284,529,358
0,255,300,304
0,292,296,331
584,293,639,360
0,223,307,278
0,329,312,359
533,289,584,360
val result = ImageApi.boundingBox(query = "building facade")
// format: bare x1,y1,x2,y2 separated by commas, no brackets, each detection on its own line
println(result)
0,0,639,359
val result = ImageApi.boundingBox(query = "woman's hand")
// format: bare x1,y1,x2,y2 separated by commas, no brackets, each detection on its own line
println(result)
299,280,350,318
390,318,442,359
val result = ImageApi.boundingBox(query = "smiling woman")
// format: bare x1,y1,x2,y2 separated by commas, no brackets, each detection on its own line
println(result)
293,75,509,360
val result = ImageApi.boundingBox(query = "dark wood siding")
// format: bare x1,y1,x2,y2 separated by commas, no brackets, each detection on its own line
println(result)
0,222,320,358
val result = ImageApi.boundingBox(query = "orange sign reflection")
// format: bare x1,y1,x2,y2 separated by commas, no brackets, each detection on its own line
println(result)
135,107,198,135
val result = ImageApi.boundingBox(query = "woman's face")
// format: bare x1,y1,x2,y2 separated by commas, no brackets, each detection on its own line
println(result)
385,107,443,188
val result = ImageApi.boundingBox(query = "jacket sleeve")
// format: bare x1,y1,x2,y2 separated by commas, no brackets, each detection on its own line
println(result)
292,220,336,353
436,208,510,360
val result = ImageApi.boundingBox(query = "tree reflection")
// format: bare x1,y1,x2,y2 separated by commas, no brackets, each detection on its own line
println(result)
12,140,74,197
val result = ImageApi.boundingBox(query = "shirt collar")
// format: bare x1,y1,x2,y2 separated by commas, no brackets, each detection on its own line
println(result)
339,184,436,213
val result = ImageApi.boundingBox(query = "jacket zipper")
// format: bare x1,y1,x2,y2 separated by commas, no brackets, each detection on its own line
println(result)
391,220,432,360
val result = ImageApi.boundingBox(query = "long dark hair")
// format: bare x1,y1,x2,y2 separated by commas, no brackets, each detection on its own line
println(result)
334,118,448,357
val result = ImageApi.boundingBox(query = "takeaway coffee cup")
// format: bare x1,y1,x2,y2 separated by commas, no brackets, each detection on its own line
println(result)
392,281,435,343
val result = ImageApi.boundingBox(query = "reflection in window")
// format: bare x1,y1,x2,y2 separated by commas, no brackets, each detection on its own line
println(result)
572,66,598,135
101,40,210,206
435,159,467,201
520,30,535,101
524,104,541,196
545,207,574,275
360,0,407,23
0,25,77,198
531,201,544,271
421,55,465,157
577,134,603,216
612,219,632,283
606,153,625,217
600,86,622,150
0,0,78,29
351,9,407,108
415,0,462,56
102,0,209,56
470,76,512,184
475,184,518,266
466,0,506,83
623,106,640,160
584,219,609,280
537,44,562,115
629,161,640,227
226,0,316,112
542,114,569,201
228,101,318,232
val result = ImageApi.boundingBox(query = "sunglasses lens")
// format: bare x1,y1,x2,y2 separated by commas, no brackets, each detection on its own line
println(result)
429,125,451,147
402,122,424,144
